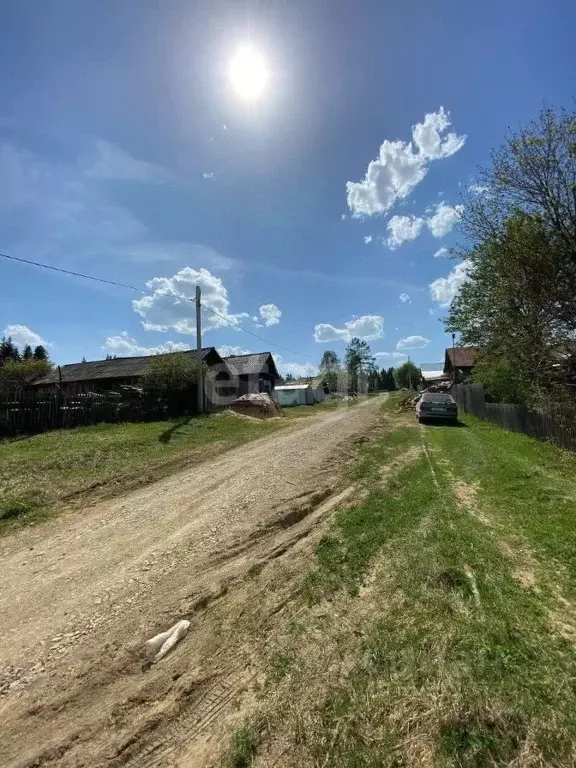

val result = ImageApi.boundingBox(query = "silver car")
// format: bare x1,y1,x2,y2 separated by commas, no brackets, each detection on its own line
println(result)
416,392,458,423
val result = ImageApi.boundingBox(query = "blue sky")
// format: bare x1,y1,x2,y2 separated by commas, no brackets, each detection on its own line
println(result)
1,0,574,377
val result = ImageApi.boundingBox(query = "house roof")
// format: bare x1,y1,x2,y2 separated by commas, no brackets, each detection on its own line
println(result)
223,352,280,379
275,383,312,391
31,348,221,386
444,346,479,370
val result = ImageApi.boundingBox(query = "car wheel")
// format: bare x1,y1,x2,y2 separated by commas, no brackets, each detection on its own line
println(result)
418,416,424,424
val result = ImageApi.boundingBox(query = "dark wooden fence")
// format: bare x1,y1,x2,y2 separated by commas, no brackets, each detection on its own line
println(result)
451,383,576,451
0,391,171,438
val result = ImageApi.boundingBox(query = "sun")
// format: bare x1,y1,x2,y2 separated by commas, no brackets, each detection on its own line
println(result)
228,46,269,100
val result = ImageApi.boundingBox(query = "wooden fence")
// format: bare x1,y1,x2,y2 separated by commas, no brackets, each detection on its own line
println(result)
451,383,576,451
0,391,170,438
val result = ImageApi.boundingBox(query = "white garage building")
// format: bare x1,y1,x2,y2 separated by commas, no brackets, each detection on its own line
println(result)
273,383,326,407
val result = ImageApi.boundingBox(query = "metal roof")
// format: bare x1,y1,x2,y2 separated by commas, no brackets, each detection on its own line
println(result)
31,348,220,386
275,383,313,390
223,352,280,379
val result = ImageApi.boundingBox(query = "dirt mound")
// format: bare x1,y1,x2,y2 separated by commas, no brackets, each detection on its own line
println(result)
229,393,282,419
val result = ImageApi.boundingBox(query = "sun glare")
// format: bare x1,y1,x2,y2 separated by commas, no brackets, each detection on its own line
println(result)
229,46,269,100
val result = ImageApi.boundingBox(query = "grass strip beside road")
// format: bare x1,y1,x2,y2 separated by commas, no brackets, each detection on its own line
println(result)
0,401,347,533
227,397,576,767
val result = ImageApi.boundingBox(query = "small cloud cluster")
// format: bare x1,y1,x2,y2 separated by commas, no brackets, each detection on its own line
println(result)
433,247,449,258
259,303,282,327
396,335,429,349
386,202,463,248
218,345,252,357
346,107,466,217
399,293,411,304
2,324,48,349
314,315,384,343
429,261,471,306
363,235,373,244
374,351,407,360
103,331,189,357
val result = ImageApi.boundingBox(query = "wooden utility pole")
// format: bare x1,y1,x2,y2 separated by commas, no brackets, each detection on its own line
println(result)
196,285,203,414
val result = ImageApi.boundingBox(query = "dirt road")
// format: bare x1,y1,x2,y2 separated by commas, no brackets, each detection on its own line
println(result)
0,397,384,767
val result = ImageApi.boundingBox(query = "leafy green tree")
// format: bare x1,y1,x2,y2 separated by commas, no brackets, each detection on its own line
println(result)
319,349,341,392
393,361,421,390
344,338,374,393
0,359,52,395
284,372,295,383
446,105,576,406
32,345,49,362
22,344,33,360
143,353,202,413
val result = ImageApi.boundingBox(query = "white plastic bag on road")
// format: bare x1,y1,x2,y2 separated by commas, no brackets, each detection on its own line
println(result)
145,620,190,663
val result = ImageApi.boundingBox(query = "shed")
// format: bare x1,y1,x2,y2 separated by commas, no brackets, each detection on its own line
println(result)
222,352,280,396
274,383,324,407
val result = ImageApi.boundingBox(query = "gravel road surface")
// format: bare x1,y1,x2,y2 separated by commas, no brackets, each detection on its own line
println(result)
0,396,384,767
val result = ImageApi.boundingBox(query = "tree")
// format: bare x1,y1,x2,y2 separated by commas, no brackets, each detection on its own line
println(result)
22,344,33,360
446,105,576,406
0,337,20,366
344,338,375,393
379,366,396,391
284,372,295,383
319,350,341,392
0,359,52,395
33,345,49,362
393,361,421,390
143,353,202,413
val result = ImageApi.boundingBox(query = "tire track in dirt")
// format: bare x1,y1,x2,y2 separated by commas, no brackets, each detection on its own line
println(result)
0,397,384,768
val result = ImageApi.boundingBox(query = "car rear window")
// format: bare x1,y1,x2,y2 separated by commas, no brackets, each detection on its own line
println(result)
422,394,453,403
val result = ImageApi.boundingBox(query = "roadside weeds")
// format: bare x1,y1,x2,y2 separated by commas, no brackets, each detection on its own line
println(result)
220,398,576,767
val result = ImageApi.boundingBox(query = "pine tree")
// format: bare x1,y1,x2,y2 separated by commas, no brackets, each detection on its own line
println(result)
33,345,49,362
0,337,20,366
22,344,33,360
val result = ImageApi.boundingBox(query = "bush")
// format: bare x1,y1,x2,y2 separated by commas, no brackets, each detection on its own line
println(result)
0,359,52,396
143,353,203,414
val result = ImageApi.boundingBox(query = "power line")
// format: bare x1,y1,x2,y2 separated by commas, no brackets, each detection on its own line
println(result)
0,251,153,296
0,250,313,359
201,304,312,358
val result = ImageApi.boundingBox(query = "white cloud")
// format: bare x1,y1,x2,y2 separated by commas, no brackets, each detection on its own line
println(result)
2,324,48,349
203,172,215,179
386,215,424,248
429,261,471,306
218,345,252,357
259,303,282,327
275,354,318,379
433,247,449,258
399,293,411,304
397,335,429,349
314,315,384,343
426,202,463,238
363,235,373,244
132,267,249,334
102,331,190,357
346,107,466,217
85,140,168,182
374,351,407,360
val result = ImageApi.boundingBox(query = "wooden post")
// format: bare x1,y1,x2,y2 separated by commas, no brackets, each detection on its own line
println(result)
196,285,203,414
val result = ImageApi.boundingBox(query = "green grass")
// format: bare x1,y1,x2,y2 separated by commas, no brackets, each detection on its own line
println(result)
244,402,576,767
0,407,329,533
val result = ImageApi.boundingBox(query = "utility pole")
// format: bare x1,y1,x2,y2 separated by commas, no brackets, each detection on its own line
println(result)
196,285,203,414
408,355,413,390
